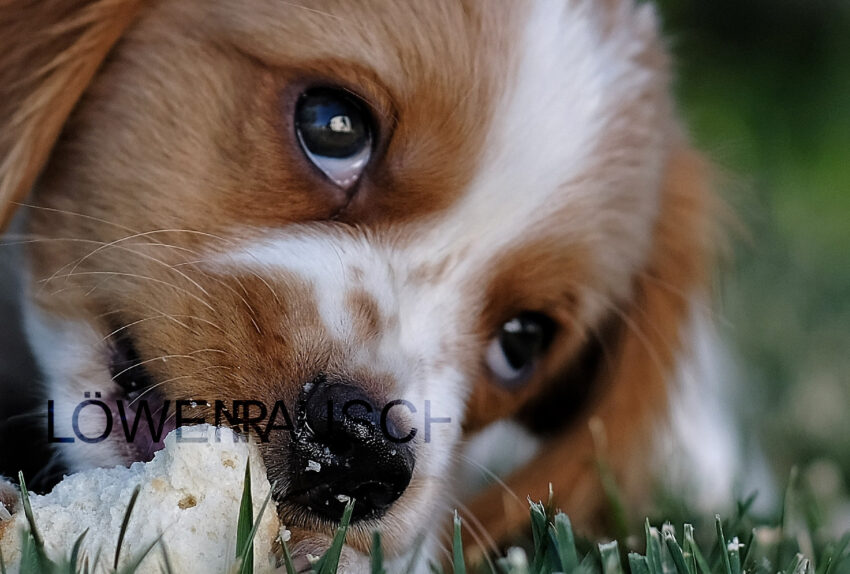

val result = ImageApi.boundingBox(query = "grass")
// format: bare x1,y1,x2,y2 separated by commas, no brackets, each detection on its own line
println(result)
2,465,849,574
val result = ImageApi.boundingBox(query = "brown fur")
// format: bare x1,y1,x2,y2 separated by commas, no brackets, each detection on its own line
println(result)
0,0,717,564
462,145,716,551
463,242,589,431
0,0,144,229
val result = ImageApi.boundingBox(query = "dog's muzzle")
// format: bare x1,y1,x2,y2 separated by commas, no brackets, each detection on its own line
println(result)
286,376,415,522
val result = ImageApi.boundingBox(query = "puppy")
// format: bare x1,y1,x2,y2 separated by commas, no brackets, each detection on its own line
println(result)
0,0,740,568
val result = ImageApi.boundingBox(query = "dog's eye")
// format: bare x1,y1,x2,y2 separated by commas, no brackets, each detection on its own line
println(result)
295,88,373,189
486,312,555,386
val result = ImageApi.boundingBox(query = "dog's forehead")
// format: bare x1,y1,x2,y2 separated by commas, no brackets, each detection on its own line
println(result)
210,0,521,77
205,0,670,224
205,0,671,291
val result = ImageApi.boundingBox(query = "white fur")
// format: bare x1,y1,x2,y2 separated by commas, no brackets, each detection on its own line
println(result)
194,0,677,560
18,0,717,567
660,304,775,512
21,295,127,471
456,420,542,500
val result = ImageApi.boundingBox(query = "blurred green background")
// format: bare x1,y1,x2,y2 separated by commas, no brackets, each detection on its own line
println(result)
655,0,850,509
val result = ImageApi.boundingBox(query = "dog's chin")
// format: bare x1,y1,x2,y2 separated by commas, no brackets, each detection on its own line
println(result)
289,534,372,573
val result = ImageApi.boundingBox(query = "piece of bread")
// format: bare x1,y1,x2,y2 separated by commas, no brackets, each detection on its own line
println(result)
0,425,283,573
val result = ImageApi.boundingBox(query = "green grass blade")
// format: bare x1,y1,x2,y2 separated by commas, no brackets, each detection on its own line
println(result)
236,461,254,574
660,524,679,574
590,421,629,542
780,468,799,532
728,493,759,535
314,498,356,574
69,529,88,574
17,471,54,573
529,501,549,573
403,533,427,574
716,515,733,574
554,512,579,574
663,528,692,574
453,510,467,574
279,531,297,574
599,541,624,574
684,524,710,574
741,530,757,573
788,554,814,574
822,532,850,574
237,479,277,574
159,541,175,574
629,553,651,574
0,544,7,574
90,548,102,574
645,520,663,574
19,528,39,574
17,472,43,550
116,532,165,574
685,524,726,574
728,538,742,574
114,484,142,570
371,531,386,574
577,552,602,574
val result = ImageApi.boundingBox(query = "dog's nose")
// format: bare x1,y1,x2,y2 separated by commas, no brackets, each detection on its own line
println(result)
287,377,415,521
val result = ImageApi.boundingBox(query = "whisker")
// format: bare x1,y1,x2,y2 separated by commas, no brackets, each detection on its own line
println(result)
278,2,348,23
101,315,188,343
129,301,241,355
448,495,501,567
127,365,234,408
637,270,730,327
453,451,524,508
41,270,217,313
11,202,145,236
36,242,216,307
223,274,262,335
582,290,670,381
173,257,284,309
433,538,452,571
0,406,46,429
62,234,216,302
109,348,227,382
99,313,232,346
130,300,228,338
0,234,193,256
29,449,66,489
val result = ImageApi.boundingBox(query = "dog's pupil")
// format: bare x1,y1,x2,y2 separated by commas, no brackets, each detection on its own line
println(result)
295,88,370,159
499,315,549,370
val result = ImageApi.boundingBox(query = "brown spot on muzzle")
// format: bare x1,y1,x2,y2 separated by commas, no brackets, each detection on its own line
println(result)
345,289,382,342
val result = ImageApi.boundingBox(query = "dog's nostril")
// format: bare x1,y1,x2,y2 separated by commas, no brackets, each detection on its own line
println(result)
288,377,415,522
303,379,380,452
351,480,397,510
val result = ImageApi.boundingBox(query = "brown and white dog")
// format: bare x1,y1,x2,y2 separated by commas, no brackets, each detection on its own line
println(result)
0,0,742,569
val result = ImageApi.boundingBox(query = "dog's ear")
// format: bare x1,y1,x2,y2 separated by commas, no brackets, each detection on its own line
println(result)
0,0,143,230
465,144,718,548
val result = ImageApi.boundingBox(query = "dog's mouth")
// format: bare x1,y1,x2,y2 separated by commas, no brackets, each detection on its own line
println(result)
106,331,173,462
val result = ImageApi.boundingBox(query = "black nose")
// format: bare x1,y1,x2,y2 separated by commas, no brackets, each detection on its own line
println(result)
286,377,415,522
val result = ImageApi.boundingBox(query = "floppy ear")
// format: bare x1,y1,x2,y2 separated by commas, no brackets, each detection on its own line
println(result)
464,144,718,550
0,0,143,230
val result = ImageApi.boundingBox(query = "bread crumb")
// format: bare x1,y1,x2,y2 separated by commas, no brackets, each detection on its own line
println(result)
177,494,197,509
0,425,279,573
